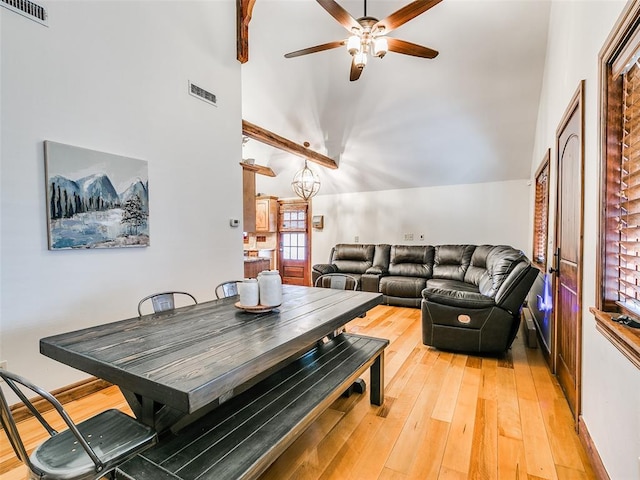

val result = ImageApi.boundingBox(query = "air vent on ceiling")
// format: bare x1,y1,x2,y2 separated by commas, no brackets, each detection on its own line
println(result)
189,81,217,107
1,0,48,26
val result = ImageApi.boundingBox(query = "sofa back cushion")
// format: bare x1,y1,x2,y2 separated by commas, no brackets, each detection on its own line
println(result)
331,243,375,274
388,245,434,278
464,244,493,288
484,245,527,297
364,244,391,275
433,245,475,281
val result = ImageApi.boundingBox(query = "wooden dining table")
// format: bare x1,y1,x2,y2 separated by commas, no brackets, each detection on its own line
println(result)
40,285,382,432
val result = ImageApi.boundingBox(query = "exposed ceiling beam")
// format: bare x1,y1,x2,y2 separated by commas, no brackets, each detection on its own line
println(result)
237,0,256,64
239,162,276,177
242,120,338,170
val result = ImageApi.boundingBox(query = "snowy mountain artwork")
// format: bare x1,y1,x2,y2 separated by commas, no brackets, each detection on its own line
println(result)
44,141,149,249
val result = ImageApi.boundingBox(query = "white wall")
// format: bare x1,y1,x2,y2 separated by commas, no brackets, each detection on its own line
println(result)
311,179,531,265
0,1,243,393
531,1,640,478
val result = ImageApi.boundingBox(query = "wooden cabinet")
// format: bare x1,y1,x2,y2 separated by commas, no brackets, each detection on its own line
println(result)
255,196,278,232
244,258,271,278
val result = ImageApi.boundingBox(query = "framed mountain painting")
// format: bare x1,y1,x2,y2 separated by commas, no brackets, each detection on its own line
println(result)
44,141,149,250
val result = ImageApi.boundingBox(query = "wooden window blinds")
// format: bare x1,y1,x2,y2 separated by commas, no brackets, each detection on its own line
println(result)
533,152,550,269
615,60,640,314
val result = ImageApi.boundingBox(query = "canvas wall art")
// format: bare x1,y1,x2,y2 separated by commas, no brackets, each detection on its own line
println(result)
44,141,149,249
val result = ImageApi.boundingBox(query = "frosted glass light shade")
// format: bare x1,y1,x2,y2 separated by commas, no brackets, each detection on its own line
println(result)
354,51,367,68
373,37,388,57
347,35,360,56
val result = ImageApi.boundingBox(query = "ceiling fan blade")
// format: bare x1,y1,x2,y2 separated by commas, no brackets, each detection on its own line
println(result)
350,58,364,81
387,37,438,58
374,0,443,34
284,40,345,58
316,0,361,32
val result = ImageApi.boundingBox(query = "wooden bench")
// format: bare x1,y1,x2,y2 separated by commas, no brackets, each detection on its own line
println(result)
116,333,388,480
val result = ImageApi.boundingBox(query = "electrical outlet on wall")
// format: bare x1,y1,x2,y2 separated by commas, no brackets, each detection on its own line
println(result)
404,233,414,241
354,235,360,243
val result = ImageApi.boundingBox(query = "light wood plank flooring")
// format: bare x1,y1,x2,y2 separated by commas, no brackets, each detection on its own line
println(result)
1,305,595,480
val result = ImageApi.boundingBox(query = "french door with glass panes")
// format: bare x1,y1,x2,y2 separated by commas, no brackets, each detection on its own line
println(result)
278,200,311,285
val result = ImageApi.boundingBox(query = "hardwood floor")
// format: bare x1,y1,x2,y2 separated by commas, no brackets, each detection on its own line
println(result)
1,305,596,480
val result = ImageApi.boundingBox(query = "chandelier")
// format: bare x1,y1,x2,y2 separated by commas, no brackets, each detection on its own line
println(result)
291,159,321,200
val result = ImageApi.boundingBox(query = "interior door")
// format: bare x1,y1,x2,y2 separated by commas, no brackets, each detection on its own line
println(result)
278,200,311,286
552,81,584,425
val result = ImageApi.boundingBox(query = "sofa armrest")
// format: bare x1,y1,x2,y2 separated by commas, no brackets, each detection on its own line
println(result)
312,263,338,286
313,263,338,275
494,263,539,314
365,266,388,275
423,288,496,309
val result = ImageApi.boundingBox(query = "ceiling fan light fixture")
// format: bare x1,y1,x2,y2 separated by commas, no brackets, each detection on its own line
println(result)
291,160,321,200
283,0,441,81
347,34,360,56
354,50,367,69
373,36,388,58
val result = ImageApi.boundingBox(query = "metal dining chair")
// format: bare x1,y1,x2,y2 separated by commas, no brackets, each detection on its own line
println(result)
215,280,242,299
0,369,157,480
314,273,359,291
137,291,197,317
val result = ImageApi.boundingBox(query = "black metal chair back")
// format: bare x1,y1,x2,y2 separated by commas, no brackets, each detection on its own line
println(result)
137,291,197,317
314,273,359,291
215,280,241,299
0,369,157,480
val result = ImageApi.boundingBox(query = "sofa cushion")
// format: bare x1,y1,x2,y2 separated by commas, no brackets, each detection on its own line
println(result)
423,278,496,309
332,244,375,274
388,245,434,278
370,244,391,274
433,245,475,281
463,245,493,286
380,276,427,298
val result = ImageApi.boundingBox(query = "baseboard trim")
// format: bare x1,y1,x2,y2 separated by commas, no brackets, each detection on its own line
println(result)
9,377,112,423
578,415,609,480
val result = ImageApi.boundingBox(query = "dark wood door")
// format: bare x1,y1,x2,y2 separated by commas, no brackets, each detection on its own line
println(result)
278,200,311,286
552,81,584,424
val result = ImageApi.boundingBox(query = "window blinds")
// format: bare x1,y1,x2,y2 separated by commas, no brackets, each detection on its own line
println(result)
533,160,549,268
617,60,640,312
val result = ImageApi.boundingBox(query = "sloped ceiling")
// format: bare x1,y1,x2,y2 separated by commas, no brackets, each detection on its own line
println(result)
241,0,550,197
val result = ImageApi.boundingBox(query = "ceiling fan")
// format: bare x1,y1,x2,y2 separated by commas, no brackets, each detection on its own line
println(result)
284,0,442,81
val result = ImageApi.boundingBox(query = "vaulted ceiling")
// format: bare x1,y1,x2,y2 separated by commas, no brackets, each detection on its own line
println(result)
240,0,551,198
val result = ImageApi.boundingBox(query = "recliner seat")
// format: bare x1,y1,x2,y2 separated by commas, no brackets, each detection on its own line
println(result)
421,245,538,353
379,245,434,308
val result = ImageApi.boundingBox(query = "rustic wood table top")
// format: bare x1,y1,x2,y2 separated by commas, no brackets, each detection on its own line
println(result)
40,285,382,430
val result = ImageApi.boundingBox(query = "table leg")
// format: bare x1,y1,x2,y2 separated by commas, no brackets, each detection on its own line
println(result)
141,396,155,427
120,387,186,433
369,351,384,406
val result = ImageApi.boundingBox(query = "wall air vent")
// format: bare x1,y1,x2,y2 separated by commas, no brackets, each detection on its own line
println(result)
189,81,217,107
1,0,48,26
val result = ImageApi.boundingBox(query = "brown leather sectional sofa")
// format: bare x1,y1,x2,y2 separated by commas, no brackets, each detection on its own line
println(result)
312,243,538,354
